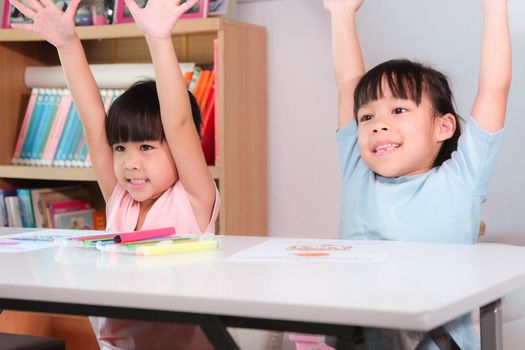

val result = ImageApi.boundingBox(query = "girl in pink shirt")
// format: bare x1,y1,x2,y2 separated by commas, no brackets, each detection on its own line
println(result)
10,0,219,348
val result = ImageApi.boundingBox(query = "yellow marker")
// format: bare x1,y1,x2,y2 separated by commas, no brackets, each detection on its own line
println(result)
135,239,219,256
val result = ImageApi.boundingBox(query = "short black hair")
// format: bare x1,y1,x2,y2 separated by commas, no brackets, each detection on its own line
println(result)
105,80,202,145
354,59,462,167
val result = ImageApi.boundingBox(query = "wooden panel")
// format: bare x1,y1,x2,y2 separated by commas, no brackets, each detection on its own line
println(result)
0,18,222,41
50,315,99,350
83,35,216,65
220,22,267,236
0,310,52,335
0,311,98,350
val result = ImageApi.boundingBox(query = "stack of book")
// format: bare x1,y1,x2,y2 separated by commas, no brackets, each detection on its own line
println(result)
11,89,122,167
12,59,218,167
0,185,105,230
185,64,217,165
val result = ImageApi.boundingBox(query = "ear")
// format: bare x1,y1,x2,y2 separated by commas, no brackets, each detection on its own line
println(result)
435,113,456,142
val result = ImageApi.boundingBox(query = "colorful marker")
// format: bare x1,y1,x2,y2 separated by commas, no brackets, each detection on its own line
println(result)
113,227,176,244
135,239,219,256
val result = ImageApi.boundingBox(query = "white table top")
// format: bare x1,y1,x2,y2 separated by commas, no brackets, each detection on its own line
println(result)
2,228,525,331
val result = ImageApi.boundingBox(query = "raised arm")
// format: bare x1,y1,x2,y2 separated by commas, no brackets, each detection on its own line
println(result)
125,0,216,231
10,0,116,200
471,0,511,132
324,0,366,129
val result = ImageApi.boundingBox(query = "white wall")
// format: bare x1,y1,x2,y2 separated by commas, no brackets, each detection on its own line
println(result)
236,0,525,243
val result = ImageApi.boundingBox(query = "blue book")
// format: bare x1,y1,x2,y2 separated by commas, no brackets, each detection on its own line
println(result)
72,133,87,167
65,115,83,167
20,89,45,163
16,189,36,228
0,188,17,227
53,104,79,166
36,90,62,164
30,90,57,163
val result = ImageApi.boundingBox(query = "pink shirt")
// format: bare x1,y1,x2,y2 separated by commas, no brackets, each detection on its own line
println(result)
106,180,220,234
92,181,220,350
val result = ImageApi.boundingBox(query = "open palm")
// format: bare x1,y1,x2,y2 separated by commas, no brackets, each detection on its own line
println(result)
323,0,365,12
124,0,198,39
9,0,80,48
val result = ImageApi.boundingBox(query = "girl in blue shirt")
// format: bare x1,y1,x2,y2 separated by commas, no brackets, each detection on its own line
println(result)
324,0,511,348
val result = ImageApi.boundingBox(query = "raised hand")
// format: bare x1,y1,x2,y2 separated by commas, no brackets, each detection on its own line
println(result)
9,0,81,48
124,0,199,39
323,0,365,13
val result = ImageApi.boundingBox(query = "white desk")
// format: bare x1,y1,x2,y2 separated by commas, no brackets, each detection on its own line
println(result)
2,228,525,349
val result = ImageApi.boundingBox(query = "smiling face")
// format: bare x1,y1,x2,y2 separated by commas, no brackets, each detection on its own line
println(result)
357,86,446,177
112,140,177,208
353,59,460,177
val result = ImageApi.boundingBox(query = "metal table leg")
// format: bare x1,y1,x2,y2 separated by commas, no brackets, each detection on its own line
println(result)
201,316,240,350
480,299,503,350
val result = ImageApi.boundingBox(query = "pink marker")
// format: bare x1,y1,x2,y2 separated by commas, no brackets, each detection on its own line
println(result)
113,227,176,244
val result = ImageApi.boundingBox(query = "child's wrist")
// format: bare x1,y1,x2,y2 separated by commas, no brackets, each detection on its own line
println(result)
330,8,359,20
56,36,81,52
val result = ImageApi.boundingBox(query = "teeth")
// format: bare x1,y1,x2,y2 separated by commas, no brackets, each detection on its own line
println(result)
130,179,146,185
375,144,400,153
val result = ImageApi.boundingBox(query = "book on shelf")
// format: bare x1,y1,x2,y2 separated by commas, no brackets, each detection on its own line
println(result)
49,199,92,228
201,93,216,166
0,188,17,227
185,65,217,165
54,208,96,230
0,186,106,229
38,186,92,228
5,195,22,227
12,62,218,168
16,188,36,228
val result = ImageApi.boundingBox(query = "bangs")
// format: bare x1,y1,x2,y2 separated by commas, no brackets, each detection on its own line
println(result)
105,81,165,145
354,59,425,117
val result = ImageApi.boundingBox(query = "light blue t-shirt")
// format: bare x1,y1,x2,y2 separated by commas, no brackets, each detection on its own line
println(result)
337,115,503,349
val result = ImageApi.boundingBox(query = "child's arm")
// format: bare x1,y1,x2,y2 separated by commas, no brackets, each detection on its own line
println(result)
471,0,511,132
10,0,117,200
125,0,216,232
324,0,366,130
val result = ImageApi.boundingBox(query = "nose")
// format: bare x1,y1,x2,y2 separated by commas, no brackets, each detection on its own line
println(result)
372,125,389,133
123,152,141,170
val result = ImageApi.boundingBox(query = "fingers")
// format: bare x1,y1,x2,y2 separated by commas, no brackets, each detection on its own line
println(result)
26,0,44,11
64,0,81,17
10,0,36,19
38,0,55,7
123,0,140,18
11,22,34,30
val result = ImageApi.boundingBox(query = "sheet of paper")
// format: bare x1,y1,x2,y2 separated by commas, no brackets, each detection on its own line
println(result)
225,238,395,263
0,229,101,253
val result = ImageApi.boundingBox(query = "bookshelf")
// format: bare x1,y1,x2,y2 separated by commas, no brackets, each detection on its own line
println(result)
0,17,268,236
0,17,267,350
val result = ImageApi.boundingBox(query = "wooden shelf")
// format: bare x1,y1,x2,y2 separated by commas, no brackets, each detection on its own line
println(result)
0,18,223,42
0,165,219,181
0,18,267,237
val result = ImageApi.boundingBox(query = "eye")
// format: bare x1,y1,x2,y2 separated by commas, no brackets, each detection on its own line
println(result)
359,114,373,122
113,145,125,152
393,107,408,115
140,144,154,151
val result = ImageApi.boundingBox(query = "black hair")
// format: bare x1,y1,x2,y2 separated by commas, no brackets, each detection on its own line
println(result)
105,80,202,146
354,59,462,167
